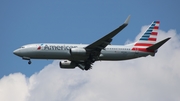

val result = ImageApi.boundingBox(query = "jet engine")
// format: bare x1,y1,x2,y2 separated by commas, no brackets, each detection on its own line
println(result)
59,60,76,69
70,48,87,56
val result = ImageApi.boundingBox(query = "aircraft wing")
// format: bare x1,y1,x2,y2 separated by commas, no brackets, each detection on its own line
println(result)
77,16,130,70
85,15,130,51
67,16,130,70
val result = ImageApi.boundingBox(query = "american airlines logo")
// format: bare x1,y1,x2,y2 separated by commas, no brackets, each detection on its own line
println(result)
37,44,77,50
37,44,43,50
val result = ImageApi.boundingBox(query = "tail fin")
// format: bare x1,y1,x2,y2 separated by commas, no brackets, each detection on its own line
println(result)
131,21,171,54
133,21,160,48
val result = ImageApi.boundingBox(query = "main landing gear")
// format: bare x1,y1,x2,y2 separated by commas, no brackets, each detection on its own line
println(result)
84,63,92,71
84,54,96,70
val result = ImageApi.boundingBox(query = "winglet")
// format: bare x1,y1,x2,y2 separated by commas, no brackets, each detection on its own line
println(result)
124,15,131,24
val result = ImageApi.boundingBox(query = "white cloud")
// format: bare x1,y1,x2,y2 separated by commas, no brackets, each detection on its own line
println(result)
0,73,29,101
0,27,180,101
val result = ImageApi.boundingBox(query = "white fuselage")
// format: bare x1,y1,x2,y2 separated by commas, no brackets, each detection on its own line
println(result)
13,43,152,61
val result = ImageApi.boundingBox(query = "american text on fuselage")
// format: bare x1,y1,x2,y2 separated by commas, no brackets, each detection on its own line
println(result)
43,45,78,50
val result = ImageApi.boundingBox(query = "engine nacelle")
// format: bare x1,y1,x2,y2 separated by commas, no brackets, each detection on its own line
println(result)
59,60,76,69
70,48,86,56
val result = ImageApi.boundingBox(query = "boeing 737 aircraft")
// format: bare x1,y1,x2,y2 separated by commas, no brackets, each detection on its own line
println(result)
13,16,171,70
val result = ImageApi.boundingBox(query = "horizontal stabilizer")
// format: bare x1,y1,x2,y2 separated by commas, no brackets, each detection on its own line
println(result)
147,37,171,51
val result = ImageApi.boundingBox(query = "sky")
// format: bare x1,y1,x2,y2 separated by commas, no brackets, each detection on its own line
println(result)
0,0,180,101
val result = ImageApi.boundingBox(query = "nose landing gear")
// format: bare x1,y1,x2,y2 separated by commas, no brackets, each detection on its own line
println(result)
28,60,32,64
22,57,32,65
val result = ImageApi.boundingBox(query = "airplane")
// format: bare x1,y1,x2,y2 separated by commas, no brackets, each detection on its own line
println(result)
13,16,171,70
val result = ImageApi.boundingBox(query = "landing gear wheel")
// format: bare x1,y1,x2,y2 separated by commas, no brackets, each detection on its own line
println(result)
84,67,89,71
84,64,91,70
28,60,31,64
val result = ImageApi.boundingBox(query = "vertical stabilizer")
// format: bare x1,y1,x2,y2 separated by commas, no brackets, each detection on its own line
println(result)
132,21,160,51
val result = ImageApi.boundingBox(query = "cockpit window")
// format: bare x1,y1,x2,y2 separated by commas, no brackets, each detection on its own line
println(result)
21,46,25,48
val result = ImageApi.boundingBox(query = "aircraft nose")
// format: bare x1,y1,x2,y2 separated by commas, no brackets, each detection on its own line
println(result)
13,49,20,56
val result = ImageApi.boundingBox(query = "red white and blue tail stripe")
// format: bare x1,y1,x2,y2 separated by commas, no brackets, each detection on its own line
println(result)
132,21,160,52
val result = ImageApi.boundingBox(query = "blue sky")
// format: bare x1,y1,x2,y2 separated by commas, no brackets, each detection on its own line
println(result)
0,0,179,78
